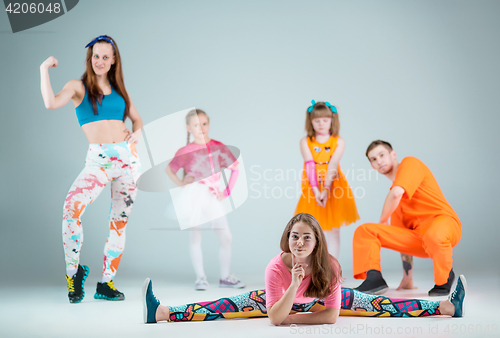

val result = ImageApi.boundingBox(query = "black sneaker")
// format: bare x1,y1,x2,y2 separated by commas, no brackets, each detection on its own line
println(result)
428,269,455,296
66,264,90,303
354,270,389,295
94,281,125,301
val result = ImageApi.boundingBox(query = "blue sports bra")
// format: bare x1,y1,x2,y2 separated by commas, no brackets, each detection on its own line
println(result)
75,84,126,126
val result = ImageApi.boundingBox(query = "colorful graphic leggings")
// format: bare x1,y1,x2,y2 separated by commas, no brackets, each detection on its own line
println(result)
62,141,140,280
168,288,441,322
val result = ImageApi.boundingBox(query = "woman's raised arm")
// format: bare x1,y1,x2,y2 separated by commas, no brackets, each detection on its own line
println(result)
40,56,78,109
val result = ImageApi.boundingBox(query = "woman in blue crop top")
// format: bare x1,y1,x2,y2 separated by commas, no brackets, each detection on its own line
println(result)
40,35,142,304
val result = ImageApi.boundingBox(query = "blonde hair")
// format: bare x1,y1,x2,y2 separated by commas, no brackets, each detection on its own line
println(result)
304,102,340,139
185,109,209,144
182,109,209,178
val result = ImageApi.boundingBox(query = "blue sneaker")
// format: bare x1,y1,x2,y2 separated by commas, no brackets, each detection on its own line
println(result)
142,278,160,324
449,274,467,317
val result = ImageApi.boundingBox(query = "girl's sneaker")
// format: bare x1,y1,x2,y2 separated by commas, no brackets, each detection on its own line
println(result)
195,276,209,291
219,275,246,289
66,264,90,303
142,278,160,324
449,275,467,317
94,280,125,301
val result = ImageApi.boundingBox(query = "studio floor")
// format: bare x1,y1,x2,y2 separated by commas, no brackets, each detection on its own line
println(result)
1,272,498,338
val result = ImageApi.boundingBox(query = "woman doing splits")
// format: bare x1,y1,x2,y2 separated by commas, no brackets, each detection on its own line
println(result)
142,213,466,324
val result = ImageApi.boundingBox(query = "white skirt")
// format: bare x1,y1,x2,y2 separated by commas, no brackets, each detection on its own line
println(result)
165,182,231,230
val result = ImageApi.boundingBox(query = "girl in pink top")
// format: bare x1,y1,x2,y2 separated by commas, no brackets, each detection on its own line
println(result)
165,109,244,291
142,213,466,324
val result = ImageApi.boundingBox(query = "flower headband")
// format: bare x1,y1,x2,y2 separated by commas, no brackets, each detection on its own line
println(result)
307,100,337,114
85,35,115,49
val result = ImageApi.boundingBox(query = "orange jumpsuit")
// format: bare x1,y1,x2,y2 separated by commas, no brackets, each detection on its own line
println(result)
295,136,359,230
353,157,462,285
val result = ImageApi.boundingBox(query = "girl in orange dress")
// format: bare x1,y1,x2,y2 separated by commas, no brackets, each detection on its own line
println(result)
294,100,359,258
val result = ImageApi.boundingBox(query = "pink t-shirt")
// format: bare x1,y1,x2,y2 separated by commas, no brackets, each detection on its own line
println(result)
264,252,341,309
168,139,238,195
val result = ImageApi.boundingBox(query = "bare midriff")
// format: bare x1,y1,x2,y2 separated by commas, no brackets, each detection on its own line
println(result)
81,119,128,144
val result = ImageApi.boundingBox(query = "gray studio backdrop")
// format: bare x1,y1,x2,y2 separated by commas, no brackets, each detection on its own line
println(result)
1,0,499,287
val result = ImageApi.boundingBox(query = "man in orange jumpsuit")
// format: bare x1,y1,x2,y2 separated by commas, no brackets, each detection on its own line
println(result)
353,140,461,296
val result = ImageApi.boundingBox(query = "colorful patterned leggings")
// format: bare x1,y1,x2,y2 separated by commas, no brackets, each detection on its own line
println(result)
168,288,441,322
62,141,140,280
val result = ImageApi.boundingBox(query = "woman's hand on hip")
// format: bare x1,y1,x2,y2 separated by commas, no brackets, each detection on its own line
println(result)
124,129,141,144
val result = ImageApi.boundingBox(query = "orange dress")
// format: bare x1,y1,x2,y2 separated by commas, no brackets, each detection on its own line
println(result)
294,136,359,230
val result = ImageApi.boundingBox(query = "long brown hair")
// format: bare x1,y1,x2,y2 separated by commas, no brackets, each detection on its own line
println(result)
305,101,340,139
280,213,342,299
81,35,130,120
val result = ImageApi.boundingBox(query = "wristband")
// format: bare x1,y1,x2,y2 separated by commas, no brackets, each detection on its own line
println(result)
223,169,239,198
305,160,318,188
